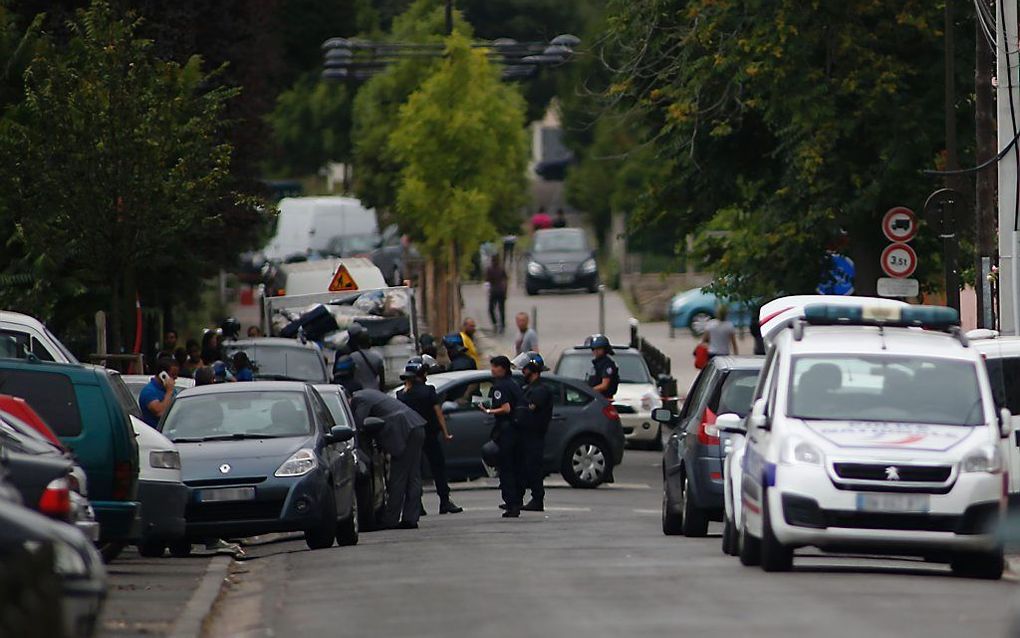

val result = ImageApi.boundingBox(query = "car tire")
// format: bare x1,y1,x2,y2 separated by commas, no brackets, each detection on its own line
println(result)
336,491,359,547
587,284,599,294
356,477,378,532
526,283,539,296
680,473,709,537
950,549,1004,580
137,538,167,558
738,520,761,567
722,516,737,556
561,436,611,489
688,312,713,337
168,540,192,558
305,490,338,551
99,541,127,563
759,491,793,572
662,481,683,536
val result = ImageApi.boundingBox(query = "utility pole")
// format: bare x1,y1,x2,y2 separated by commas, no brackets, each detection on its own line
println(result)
976,0,997,327
997,0,1020,334
946,0,959,182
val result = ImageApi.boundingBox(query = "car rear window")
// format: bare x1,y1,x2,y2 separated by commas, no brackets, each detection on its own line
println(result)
223,344,326,383
0,369,82,436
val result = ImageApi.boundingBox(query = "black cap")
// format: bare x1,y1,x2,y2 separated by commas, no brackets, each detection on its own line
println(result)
490,355,512,370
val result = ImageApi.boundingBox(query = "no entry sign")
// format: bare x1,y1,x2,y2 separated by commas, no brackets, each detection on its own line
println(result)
882,207,918,243
880,243,917,279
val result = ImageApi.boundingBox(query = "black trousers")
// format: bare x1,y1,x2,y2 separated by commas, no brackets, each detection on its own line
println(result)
384,427,424,527
421,430,450,501
517,429,545,504
497,426,521,507
488,293,506,330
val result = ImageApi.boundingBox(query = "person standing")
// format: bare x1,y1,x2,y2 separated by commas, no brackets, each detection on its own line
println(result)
332,354,362,392
232,352,254,381
481,356,523,518
502,234,517,266
396,357,463,515
156,329,178,361
701,305,738,357
443,333,476,371
351,388,426,530
138,357,178,428
485,255,508,333
512,351,553,512
348,323,385,391
530,207,553,231
587,334,620,400
553,208,568,228
514,312,539,355
460,318,482,368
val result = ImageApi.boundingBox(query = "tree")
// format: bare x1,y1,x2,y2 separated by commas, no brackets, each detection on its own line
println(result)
0,2,260,348
267,71,354,177
389,32,528,333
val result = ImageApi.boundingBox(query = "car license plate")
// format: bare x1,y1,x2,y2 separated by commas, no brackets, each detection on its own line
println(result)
198,487,255,503
856,493,929,513
552,274,572,284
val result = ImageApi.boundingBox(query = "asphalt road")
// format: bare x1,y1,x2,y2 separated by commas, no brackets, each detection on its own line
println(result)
201,448,1017,638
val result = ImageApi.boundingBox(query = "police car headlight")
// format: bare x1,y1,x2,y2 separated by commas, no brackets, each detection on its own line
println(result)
580,258,597,274
275,448,317,477
780,439,823,466
961,446,1002,474
527,261,544,276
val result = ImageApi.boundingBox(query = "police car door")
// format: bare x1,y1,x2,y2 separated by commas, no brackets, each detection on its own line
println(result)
985,353,1020,496
742,347,779,534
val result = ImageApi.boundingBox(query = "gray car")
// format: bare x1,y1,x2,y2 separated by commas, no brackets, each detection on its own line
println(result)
657,356,762,536
427,370,626,488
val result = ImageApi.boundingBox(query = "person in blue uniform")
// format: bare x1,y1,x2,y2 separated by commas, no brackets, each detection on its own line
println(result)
481,355,523,518
587,334,620,400
512,351,553,512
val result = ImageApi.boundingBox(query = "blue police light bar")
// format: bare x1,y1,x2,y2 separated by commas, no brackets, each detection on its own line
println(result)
802,304,959,328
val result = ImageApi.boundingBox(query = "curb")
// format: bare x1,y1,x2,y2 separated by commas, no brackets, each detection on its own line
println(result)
167,555,232,638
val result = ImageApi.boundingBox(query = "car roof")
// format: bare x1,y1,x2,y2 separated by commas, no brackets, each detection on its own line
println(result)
708,355,765,370
176,380,310,398
223,337,318,350
0,311,48,329
563,346,636,354
972,335,1020,357
426,370,590,389
0,357,102,376
777,325,976,359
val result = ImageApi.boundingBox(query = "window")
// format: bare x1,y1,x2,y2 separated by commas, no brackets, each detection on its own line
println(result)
556,353,652,384
309,390,335,431
107,373,143,419
678,369,710,421
0,370,82,436
986,357,1020,414
223,344,326,383
533,230,588,253
683,368,717,421
317,391,351,427
442,379,491,411
709,370,760,418
0,331,28,359
563,384,590,406
162,390,313,441
538,380,565,405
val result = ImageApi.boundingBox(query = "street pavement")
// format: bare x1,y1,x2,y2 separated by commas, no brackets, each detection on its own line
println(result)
201,449,1017,638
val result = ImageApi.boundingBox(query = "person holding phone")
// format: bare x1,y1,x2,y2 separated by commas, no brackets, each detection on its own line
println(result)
139,357,178,428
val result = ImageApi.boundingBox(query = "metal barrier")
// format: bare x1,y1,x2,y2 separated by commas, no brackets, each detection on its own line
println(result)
629,319,678,410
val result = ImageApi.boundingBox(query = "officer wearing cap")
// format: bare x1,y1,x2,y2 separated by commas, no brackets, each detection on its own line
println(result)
443,333,476,371
588,334,620,400
332,354,362,392
396,356,463,515
482,355,524,517
512,351,553,512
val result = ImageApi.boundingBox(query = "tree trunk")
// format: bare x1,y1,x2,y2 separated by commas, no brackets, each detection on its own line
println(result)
975,0,997,326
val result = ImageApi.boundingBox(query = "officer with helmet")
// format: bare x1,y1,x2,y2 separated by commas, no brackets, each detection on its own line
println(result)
587,334,620,400
443,333,476,371
396,356,463,515
481,355,524,517
332,354,361,392
512,351,553,512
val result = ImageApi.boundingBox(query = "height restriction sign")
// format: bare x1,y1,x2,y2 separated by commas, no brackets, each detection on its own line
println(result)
881,243,917,279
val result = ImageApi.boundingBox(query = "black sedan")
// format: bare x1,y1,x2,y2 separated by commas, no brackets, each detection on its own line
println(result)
160,382,360,552
524,228,599,295
425,371,625,488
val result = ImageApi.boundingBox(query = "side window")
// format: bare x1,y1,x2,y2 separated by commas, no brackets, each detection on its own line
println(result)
0,370,82,436
31,338,55,362
0,330,29,359
563,383,590,406
443,380,492,411
308,392,335,432
683,368,716,422
986,358,1020,413
678,369,710,420
752,346,777,402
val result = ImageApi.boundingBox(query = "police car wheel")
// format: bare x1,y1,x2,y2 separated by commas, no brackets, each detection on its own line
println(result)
562,436,609,488
950,549,1004,580
680,473,709,537
137,538,167,558
336,491,359,547
305,489,338,550
721,516,737,556
738,522,761,567
759,492,793,572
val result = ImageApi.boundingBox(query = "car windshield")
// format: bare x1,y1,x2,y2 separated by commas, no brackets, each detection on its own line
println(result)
315,390,350,426
330,234,379,255
787,355,984,426
533,231,587,253
223,344,326,383
556,352,653,384
162,390,312,441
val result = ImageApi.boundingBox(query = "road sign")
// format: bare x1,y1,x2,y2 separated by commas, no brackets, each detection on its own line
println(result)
882,207,918,243
880,243,917,279
817,253,855,295
877,277,919,298
328,264,359,292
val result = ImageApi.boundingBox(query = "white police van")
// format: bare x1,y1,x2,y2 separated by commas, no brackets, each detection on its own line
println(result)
722,304,1010,578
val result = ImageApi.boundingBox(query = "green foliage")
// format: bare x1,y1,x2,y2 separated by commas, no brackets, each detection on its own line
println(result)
267,71,353,177
388,32,528,263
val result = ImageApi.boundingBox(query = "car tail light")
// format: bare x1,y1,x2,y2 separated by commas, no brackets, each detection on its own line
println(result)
602,404,620,422
39,478,71,518
697,407,720,445
112,461,134,500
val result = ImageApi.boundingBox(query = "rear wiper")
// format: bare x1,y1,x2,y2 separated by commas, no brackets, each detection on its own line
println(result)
200,433,280,441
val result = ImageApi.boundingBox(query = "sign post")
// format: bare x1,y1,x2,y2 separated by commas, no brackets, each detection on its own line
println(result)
877,207,919,299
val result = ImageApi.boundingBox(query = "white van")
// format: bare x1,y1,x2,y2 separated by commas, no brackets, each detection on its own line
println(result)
264,197,378,262
969,332,1020,502
0,311,77,363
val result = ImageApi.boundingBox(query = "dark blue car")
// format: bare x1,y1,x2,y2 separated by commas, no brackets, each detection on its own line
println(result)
657,356,762,536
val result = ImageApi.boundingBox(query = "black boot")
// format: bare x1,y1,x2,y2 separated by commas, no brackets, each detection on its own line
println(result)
522,499,544,512
439,499,463,514
502,506,521,518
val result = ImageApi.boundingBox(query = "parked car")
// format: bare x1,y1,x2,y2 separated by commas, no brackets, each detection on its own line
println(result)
968,331,1020,504
0,310,78,363
314,384,388,530
524,228,599,295
121,374,195,402
0,358,142,561
222,338,330,383
425,370,625,488
668,288,753,336
656,356,763,537
555,346,663,449
161,382,359,552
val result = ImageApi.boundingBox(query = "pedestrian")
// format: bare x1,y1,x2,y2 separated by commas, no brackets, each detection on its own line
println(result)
443,333,476,371
200,330,222,366
530,207,553,232
138,357,178,428
701,305,738,357
396,357,463,515
419,334,439,359
512,351,553,512
480,355,524,518
156,329,178,361
193,366,215,386
247,325,263,338
514,312,539,355
587,334,620,400
485,255,508,333
553,208,568,228
332,354,362,392
502,234,517,266
460,317,482,368
348,323,386,391
351,389,426,529
232,351,254,381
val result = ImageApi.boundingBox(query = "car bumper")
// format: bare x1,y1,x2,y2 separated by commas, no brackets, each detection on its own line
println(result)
619,412,657,442
92,500,142,543
183,469,331,540
769,465,1003,553
138,479,188,541
526,272,598,291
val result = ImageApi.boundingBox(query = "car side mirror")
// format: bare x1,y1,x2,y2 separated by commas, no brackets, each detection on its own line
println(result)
715,413,745,435
748,398,771,431
328,425,355,444
651,407,674,424
360,416,385,436
1000,408,1013,439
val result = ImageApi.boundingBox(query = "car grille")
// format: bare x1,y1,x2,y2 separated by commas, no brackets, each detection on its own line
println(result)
186,499,284,523
185,476,267,488
545,263,577,273
833,463,951,483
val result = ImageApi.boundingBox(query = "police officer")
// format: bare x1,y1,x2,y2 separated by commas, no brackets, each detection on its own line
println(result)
512,351,553,512
481,355,523,518
396,356,463,515
443,333,476,371
588,334,620,400
348,323,386,391
332,354,362,392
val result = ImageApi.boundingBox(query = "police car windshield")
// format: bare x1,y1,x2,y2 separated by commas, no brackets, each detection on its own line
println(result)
162,391,312,441
787,355,984,426
223,344,326,383
556,352,653,384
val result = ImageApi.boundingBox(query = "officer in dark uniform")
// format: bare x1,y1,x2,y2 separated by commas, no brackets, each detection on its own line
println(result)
512,351,553,512
587,334,620,400
443,333,476,371
482,355,523,517
396,356,463,515
332,354,363,393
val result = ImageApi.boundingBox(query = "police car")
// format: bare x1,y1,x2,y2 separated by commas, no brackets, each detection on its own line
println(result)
723,304,1010,578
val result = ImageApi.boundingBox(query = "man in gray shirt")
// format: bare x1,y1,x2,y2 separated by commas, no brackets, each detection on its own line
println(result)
514,312,539,355
348,323,386,390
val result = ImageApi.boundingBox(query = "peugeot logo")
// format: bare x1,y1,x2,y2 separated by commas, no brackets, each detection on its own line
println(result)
219,464,231,474
884,466,900,481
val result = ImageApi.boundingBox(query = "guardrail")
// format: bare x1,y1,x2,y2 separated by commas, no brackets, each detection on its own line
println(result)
629,319,678,410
